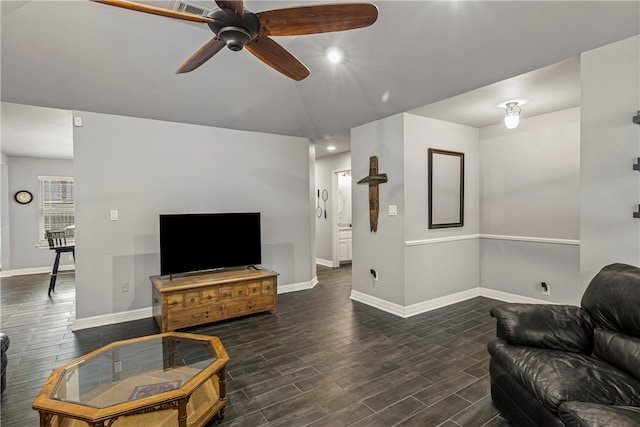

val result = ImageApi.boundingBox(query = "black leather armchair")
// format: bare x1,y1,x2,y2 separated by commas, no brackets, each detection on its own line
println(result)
1,332,9,394
487,263,640,427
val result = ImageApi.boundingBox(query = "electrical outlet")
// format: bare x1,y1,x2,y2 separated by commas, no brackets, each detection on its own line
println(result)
541,282,550,295
121,282,129,293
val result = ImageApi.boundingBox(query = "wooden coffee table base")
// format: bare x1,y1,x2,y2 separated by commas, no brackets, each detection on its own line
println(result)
33,333,228,427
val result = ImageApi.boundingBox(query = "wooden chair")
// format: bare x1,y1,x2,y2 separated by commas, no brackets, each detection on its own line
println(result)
46,230,75,296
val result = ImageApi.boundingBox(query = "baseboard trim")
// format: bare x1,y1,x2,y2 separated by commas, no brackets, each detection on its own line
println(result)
73,307,153,331
405,288,482,317
0,265,74,278
350,287,481,318
350,290,407,317
349,286,559,318
278,276,318,294
316,258,333,268
479,288,557,305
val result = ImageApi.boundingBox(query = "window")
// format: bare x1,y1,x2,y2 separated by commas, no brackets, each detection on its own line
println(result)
39,176,75,242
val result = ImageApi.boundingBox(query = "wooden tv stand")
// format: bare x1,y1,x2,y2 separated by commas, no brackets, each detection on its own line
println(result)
150,268,278,332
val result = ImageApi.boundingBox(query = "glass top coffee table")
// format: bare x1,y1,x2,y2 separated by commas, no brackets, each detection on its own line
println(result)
33,332,229,427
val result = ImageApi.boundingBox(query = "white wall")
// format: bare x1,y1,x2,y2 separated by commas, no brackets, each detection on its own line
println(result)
314,151,350,264
73,111,312,321
580,35,640,287
479,108,581,304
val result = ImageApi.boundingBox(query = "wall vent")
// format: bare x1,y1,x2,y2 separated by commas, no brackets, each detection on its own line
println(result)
174,1,211,17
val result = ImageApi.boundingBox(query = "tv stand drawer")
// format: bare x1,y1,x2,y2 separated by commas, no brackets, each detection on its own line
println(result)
151,268,279,332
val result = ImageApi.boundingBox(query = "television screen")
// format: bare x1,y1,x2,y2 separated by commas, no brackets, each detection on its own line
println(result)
160,212,261,276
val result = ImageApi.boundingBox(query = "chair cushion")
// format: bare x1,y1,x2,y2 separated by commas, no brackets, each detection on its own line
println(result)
488,338,640,413
581,263,640,338
558,401,640,427
593,328,640,381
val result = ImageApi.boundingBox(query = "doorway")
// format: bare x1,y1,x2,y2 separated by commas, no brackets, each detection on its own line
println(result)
332,169,352,267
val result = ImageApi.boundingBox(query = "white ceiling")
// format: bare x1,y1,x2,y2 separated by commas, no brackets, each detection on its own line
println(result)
1,1,638,160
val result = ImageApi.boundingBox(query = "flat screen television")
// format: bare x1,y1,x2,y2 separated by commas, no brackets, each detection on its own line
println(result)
159,212,261,277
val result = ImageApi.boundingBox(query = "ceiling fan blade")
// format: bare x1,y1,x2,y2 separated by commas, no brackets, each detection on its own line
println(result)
246,36,310,81
216,0,244,18
91,0,214,23
256,3,378,36
176,38,226,74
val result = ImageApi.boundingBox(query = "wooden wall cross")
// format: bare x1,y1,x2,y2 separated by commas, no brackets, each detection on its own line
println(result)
357,156,388,232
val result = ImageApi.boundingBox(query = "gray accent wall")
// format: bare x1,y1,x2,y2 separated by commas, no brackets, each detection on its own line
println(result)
580,35,640,287
352,114,406,305
1,153,8,270
4,156,74,270
479,108,581,304
351,113,480,307
73,111,312,320
403,114,480,305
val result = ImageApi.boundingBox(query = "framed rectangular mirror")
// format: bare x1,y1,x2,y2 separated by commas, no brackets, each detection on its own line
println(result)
428,148,464,229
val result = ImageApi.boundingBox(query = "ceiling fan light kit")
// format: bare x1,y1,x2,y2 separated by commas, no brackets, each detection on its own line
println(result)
92,0,378,80
209,7,259,51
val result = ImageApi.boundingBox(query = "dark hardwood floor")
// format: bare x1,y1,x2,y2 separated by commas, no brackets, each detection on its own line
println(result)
1,265,509,426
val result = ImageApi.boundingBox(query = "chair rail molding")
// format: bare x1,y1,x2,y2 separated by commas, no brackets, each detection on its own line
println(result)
405,234,580,247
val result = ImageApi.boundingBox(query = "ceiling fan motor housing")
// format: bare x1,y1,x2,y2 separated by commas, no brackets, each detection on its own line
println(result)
208,8,259,51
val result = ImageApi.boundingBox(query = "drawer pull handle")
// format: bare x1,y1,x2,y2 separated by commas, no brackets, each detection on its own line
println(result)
223,293,230,298
207,295,212,300
248,304,255,309
172,300,178,306
238,290,243,295
265,286,271,291
190,297,196,303
192,313,202,318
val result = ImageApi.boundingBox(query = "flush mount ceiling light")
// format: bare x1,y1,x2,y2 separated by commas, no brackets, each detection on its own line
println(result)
504,102,521,129
497,99,527,130
326,47,344,64
327,145,337,151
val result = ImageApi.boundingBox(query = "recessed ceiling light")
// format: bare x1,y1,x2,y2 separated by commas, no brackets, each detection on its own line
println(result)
326,47,344,64
327,145,337,151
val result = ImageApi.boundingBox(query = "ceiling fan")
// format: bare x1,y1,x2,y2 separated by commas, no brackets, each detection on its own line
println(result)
92,0,378,81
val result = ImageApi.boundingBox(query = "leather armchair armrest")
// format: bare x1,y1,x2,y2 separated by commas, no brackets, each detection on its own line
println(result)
490,303,594,353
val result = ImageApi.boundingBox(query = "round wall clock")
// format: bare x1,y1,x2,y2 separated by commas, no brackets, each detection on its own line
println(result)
14,190,33,204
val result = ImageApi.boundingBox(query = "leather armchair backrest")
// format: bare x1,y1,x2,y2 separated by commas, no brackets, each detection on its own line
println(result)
581,263,640,338
593,328,640,381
